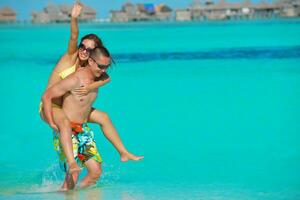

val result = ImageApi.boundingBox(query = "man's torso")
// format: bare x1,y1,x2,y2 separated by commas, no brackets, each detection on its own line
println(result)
62,69,98,123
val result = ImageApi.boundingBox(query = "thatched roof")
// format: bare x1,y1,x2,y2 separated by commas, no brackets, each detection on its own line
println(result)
156,4,172,12
32,3,96,23
212,1,250,9
198,0,281,10
124,2,134,7
204,0,214,5
254,2,281,9
279,0,300,5
0,7,16,15
136,4,146,12
82,6,96,14
60,5,72,13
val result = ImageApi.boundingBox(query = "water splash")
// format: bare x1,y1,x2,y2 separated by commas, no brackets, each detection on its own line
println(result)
99,163,121,185
13,163,65,195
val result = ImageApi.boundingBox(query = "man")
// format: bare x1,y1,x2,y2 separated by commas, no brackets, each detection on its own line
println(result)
42,47,111,190
41,2,142,177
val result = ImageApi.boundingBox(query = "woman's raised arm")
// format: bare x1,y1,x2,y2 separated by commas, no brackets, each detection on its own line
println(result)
67,3,82,55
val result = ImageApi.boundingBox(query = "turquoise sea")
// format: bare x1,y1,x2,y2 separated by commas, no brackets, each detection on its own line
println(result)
0,19,300,200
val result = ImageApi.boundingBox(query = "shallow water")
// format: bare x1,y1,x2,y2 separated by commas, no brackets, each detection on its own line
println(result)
0,19,300,199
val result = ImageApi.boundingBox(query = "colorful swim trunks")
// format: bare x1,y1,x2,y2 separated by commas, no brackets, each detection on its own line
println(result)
53,122,102,172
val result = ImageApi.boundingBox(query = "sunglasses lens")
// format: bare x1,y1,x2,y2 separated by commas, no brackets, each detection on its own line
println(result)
99,65,109,70
98,65,103,70
79,44,92,53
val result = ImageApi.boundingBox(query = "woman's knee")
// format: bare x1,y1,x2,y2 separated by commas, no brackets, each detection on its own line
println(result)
100,112,110,124
91,110,111,126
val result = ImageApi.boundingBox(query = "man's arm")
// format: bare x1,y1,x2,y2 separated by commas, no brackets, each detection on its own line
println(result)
67,3,82,55
42,75,80,130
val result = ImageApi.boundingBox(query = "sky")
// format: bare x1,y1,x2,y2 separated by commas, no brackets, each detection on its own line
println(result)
0,0,269,21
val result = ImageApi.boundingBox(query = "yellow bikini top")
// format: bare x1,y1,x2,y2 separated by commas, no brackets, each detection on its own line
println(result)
59,64,76,79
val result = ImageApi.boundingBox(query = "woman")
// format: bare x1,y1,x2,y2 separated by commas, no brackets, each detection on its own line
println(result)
41,3,143,174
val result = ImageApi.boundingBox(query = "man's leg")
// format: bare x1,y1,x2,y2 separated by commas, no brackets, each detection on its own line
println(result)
88,109,144,162
52,107,80,173
79,159,102,188
61,171,79,191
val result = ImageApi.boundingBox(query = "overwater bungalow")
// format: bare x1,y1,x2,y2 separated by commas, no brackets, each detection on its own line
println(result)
279,0,300,17
81,6,97,21
0,7,16,23
32,3,96,23
176,0,300,21
110,10,129,22
155,4,173,21
175,9,192,21
110,2,172,22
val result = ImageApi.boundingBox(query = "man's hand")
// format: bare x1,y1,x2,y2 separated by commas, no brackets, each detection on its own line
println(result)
71,2,83,18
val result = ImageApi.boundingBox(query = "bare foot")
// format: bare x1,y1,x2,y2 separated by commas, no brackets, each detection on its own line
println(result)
68,162,81,174
121,152,144,162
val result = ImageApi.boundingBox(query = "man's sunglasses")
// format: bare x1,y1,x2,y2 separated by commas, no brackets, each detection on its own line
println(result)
90,57,110,71
78,43,93,53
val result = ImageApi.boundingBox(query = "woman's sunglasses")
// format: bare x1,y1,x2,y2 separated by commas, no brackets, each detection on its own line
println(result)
78,43,93,53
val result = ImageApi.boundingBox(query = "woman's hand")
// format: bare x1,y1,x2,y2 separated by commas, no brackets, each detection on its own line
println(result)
73,85,90,96
71,2,83,18
49,122,59,133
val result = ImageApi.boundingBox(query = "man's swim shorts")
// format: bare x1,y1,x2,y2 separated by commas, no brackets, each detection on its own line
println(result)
53,122,102,172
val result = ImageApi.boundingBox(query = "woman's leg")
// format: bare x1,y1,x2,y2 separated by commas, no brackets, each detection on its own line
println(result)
88,109,143,162
41,107,80,173
53,108,81,173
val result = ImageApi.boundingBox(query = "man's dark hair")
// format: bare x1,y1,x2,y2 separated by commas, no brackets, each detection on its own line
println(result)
90,46,111,59
90,46,115,66
90,46,114,81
